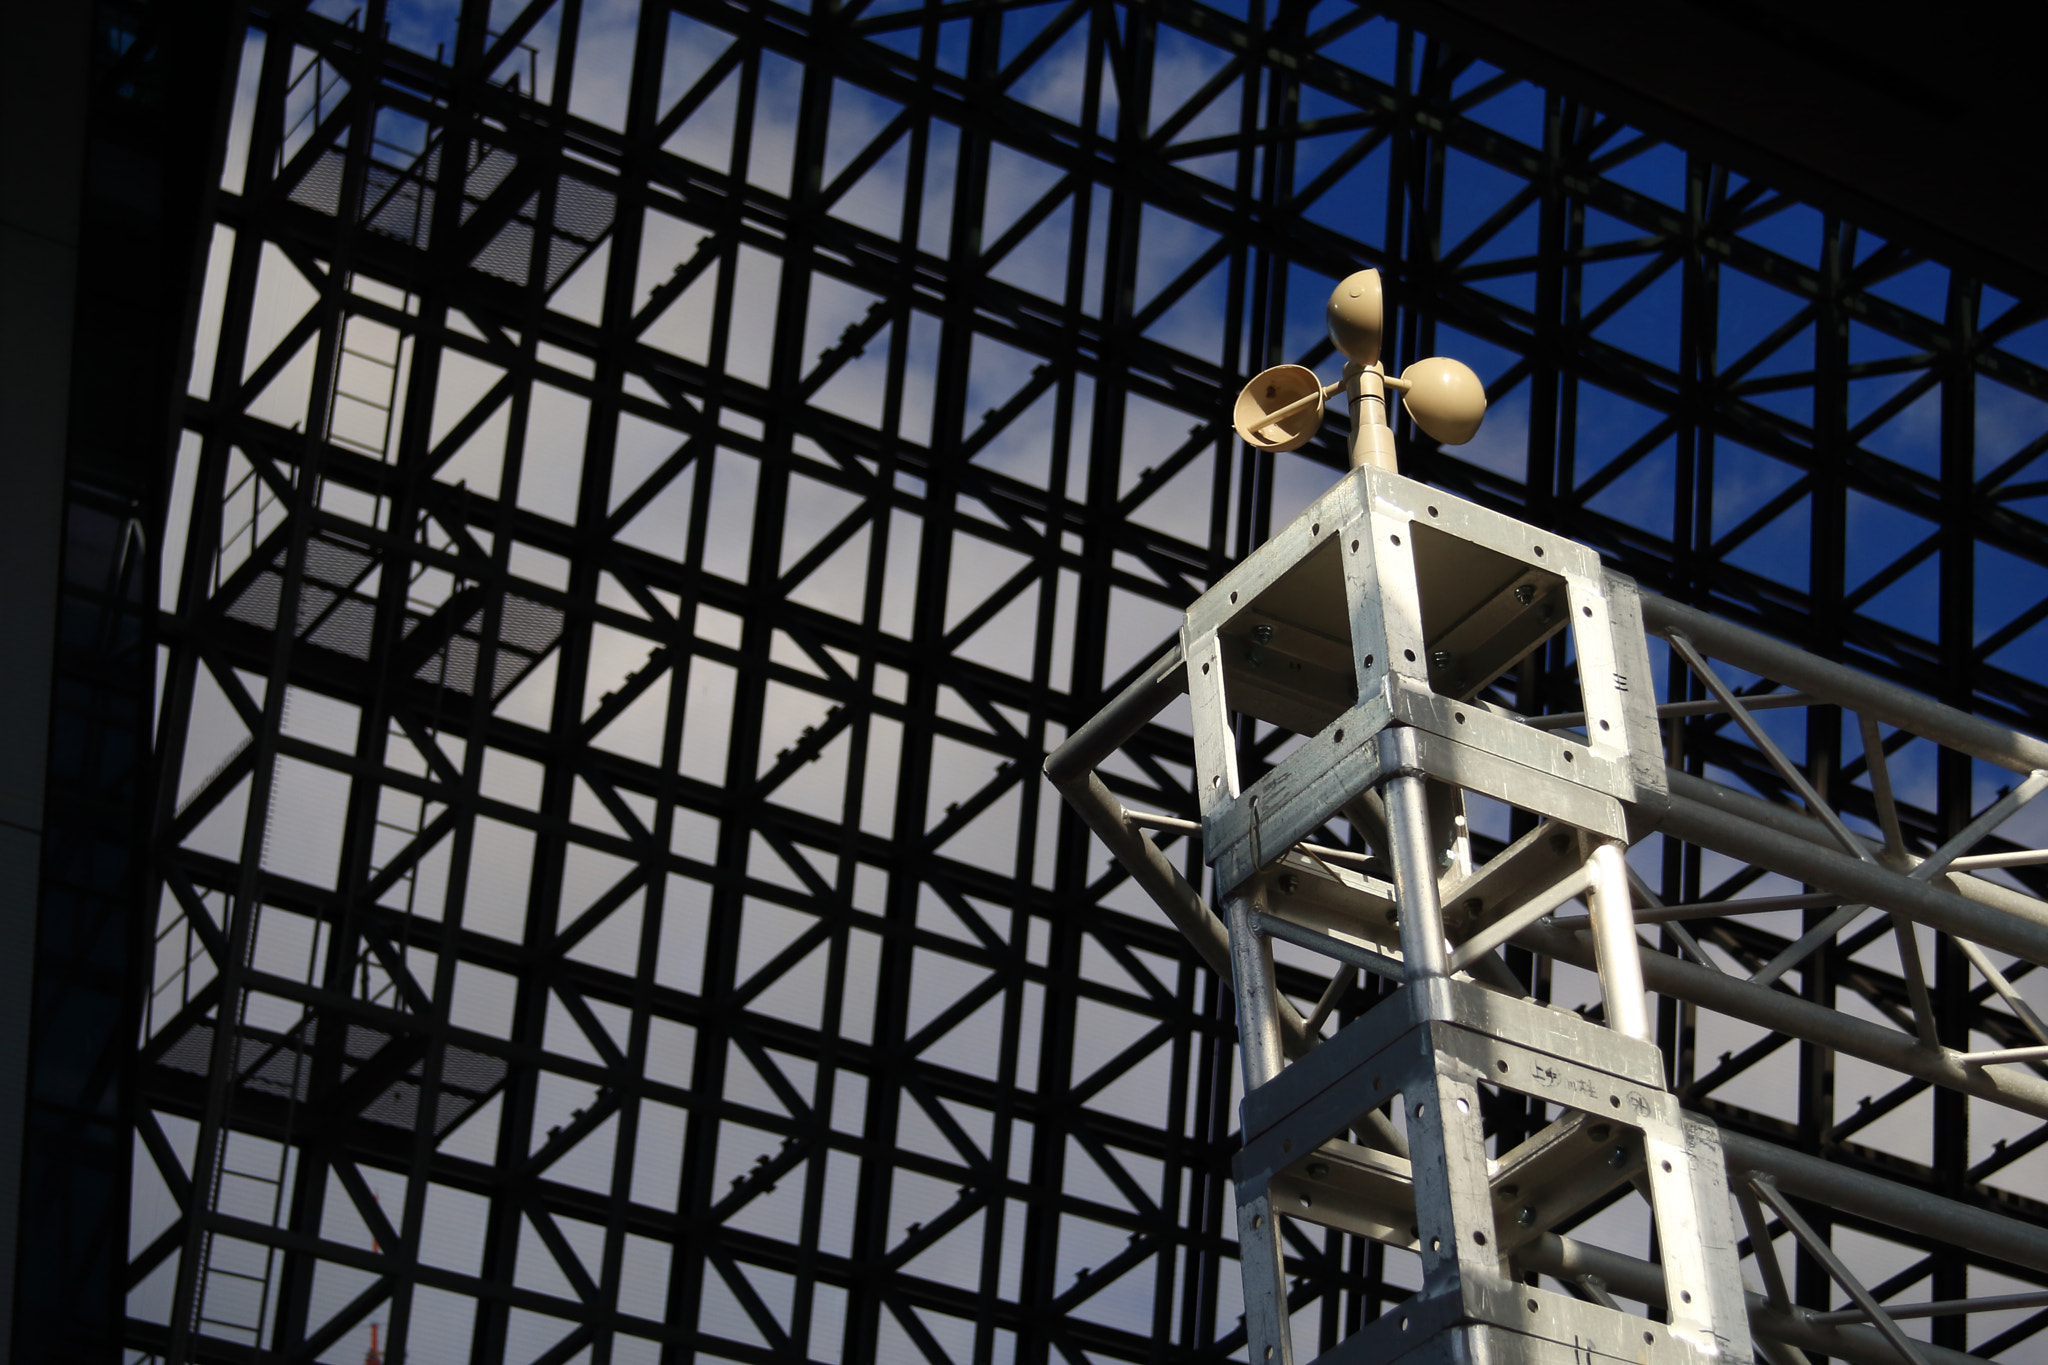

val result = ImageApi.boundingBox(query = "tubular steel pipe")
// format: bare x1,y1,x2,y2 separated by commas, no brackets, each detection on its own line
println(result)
1666,768,2048,931
1521,1234,1986,1365
1718,1130,2048,1275
1520,919,2048,1120
1750,1176,1933,1365
1640,595,2048,775
1054,774,1233,994
1447,862,1591,974
1379,729,1449,979
1584,839,1651,1041
1809,1290,2048,1326
1045,770,1312,1055
1043,643,1298,1041
1657,789,2048,966
1044,644,1186,785
1226,893,1286,1090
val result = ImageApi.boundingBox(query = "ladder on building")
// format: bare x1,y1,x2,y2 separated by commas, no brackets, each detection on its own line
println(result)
191,1123,298,1349
326,305,406,462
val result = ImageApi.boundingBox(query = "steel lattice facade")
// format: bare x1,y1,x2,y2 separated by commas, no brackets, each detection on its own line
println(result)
104,0,2048,1362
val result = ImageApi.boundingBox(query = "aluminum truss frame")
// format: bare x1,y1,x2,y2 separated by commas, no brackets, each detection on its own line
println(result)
131,0,2048,1361
1050,457,2048,1364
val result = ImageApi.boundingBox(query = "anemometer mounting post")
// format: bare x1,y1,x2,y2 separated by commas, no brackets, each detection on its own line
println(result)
1233,269,1488,472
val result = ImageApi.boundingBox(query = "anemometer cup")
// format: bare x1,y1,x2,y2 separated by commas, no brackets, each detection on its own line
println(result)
1233,364,1327,452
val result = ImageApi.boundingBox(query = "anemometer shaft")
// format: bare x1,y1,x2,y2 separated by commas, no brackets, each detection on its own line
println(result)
1345,361,1400,472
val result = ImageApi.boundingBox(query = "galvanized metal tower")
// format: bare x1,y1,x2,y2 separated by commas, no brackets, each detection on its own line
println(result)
1051,274,2048,1365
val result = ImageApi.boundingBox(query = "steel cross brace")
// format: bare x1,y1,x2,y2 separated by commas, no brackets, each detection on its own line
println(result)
1233,978,1746,1365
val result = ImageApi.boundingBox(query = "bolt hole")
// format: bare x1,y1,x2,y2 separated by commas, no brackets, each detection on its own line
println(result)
1681,1290,1692,1304
1335,728,1345,743
1299,1193,1312,1208
1496,1060,1508,1073
1401,1317,1411,1331
1473,1231,1488,1247
1312,523,1320,535
1428,506,1439,517
1527,1298,1539,1312
1252,1214,1263,1229
1455,711,1466,724
1429,1238,1440,1252
1599,719,1610,731
1364,654,1375,667
1582,605,1592,617
1661,1160,1673,1173
1413,1102,1427,1118
1610,1095,1621,1108
1404,649,1416,662
1645,1332,1655,1345
1534,546,1545,557
1350,538,1359,552
1564,751,1574,763
1202,662,1210,674
1212,775,1223,789
1456,1097,1470,1114
1391,533,1402,546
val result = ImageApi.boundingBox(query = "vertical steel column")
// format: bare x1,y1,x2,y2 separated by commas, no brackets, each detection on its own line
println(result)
1584,837,1651,1041
1230,898,1297,1365
1226,892,1287,1092
1379,727,1448,980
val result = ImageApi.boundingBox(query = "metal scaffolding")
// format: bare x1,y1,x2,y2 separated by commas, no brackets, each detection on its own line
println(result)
1050,410,2048,1363
121,0,2048,1362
